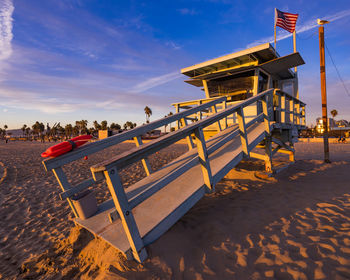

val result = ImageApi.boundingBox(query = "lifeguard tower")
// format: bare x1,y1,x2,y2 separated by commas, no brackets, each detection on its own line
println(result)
42,43,306,263
173,42,304,139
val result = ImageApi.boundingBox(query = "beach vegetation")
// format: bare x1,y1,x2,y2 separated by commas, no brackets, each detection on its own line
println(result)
144,106,152,123
330,109,338,119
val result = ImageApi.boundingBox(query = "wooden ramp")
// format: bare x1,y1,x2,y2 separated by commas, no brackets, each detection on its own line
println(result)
76,122,265,257
42,88,306,262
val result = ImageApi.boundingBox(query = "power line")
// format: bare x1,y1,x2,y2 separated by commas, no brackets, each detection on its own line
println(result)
325,43,350,98
296,30,317,40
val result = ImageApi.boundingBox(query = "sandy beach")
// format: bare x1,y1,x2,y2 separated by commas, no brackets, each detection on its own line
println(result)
1,141,350,279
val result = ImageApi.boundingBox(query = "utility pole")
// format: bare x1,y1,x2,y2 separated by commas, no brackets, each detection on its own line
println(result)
318,19,330,163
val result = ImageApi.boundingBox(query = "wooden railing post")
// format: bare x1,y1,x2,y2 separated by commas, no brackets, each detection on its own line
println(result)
262,93,273,172
222,100,228,129
237,107,249,156
197,100,202,121
175,104,180,129
52,167,79,218
262,94,271,135
194,127,213,192
181,118,195,150
281,94,286,123
104,167,147,263
289,99,294,124
212,104,222,132
134,136,153,176
296,102,301,125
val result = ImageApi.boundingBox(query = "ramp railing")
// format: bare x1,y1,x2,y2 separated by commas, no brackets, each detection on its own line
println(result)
42,96,227,218
42,88,306,263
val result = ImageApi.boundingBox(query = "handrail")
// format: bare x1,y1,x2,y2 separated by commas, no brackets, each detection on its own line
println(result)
43,96,226,171
91,89,274,174
172,96,222,107
274,89,306,106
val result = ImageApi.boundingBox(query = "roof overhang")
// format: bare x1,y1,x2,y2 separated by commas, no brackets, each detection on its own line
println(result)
259,52,305,79
181,43,278,78
184,66,256,87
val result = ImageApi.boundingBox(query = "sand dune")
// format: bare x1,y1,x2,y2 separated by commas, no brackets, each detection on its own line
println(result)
0,141,350,279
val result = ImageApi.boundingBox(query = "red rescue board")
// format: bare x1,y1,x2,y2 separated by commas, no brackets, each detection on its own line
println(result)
41,135,92,158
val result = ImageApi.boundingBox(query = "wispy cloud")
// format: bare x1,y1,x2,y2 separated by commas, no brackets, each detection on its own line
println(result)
247,9,350,48
166,41,182,50
0,0,14,61
177,8,198,15
131,71,182,93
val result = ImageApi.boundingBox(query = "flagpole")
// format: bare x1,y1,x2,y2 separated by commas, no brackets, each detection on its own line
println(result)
274,8,277,51
293,30,299,99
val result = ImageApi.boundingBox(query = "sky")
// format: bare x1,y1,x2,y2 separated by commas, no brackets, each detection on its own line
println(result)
0,0,350,129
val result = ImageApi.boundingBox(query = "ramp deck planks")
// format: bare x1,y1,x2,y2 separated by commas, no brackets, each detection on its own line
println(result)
75,122,266,256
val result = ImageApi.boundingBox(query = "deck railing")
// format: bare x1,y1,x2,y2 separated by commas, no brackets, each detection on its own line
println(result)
172,89,306,127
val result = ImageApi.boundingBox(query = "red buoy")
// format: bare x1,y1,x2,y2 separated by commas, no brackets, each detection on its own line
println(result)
41,135,92,158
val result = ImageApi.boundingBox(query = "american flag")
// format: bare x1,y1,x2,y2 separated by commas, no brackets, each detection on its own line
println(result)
275,9,298,33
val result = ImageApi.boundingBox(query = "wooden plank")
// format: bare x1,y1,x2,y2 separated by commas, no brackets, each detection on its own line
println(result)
262,95,271,134
290,99,294,124
212,153,243,186
128,156,199,209
281,95,286,123
104,168,147,263
222,100,228,129
249,152,266,161
237,106,249,156
271,145,281,156
52,167,79,217
295,102,301,125
43,96,226,171
264,137,273,172
271,137,295,153
175,104,180,129
181,118,195,150
253,69,259,96
59,178,95,200
202,79,210,99
184,116,197,121
134,136,152,176
212,105,222,132
194,127,213,192
142,186,206,246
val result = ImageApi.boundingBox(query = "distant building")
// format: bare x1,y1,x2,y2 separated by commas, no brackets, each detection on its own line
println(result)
98,130,112,140
315,117,336,133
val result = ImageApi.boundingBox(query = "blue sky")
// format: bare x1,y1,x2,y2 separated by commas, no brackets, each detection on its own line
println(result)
1,0,350,129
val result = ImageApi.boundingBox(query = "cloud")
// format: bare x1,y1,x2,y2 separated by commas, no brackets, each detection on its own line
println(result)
247,9,350,48
166,41,182,50
131,71,182,93
0,0,14,61
177,8,198,15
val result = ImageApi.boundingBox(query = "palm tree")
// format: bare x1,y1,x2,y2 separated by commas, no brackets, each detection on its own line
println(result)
110,122,121,131
65,124,73,138
3,125,7,136
25,127,31,139
144,106,152,123
21,124,27,137
75,120,88,135
93,120,101,130
101,120,108,130
330,109,338,119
